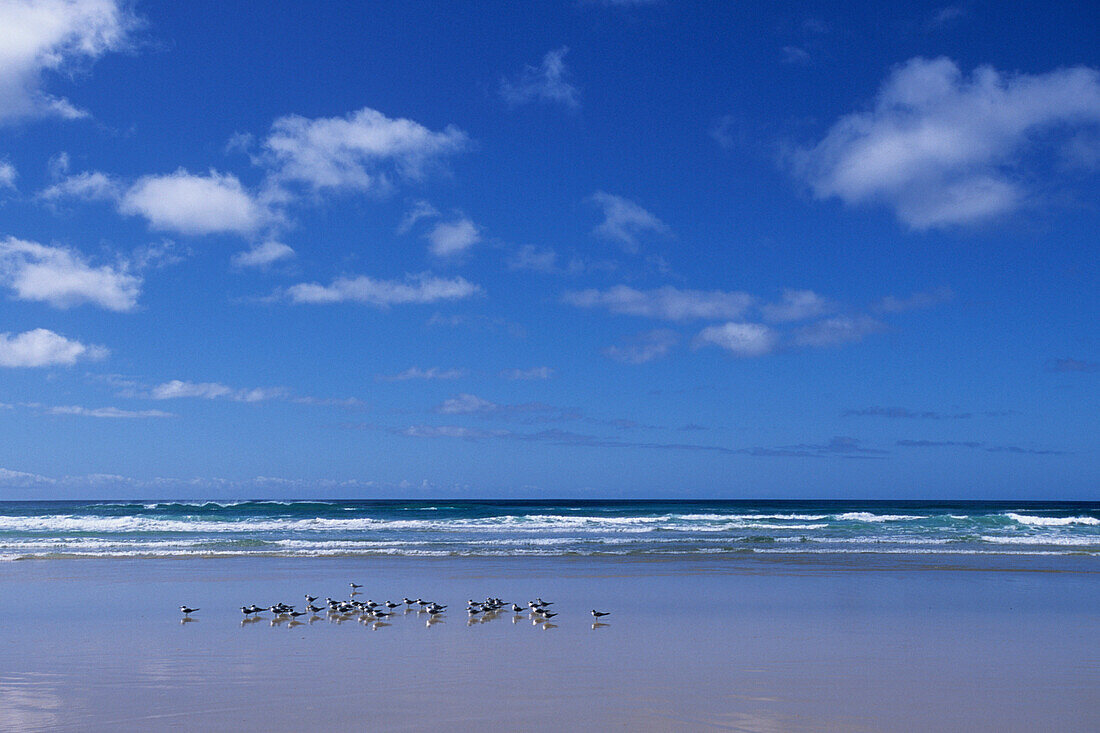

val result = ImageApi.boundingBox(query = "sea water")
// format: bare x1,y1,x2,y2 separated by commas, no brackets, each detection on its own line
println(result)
0,499,1096,560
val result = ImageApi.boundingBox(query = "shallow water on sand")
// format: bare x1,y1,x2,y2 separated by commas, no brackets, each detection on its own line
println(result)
1,555,1098,731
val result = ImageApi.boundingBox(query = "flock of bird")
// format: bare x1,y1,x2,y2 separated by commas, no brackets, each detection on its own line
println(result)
180,582,611,628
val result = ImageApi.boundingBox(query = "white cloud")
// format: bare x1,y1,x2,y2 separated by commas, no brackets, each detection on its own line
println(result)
695,322,778,357
148,380,285,402
437,393,498,415
38,170,118,200
781,46,811,65
427,217,480,257
261,107,467,192
792,316,885,347
0,161,15,189
45,405,173,418
761,289,831,322
401,425,499,440
794,58,1100,228
588,191,670,251
397,199,440,233
378,366,466,382
603,329,679,364
0,0,135,123
564,285,753,321
927,6,966,29
120,169,268,235
508,244,559,273
286,273,482,307
500,47,580,109
0,236,140,311
0,328,107,367
0,466,54,488
231,240,295,269
874,287,953,312
501,367,555,380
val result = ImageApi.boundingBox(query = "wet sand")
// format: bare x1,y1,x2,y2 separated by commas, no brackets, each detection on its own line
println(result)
1,555,1098,731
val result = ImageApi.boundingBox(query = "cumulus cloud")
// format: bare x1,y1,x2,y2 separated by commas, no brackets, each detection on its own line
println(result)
0,236,140,311
501,367,554,380
427,217,480,257
44,404,173,418
437,393,498,415
761,289,831,322
148,380,285,402
500,47,580,108
793,58,1100,228
434,393,578,422
781,46,811,65
286,273,481,307
792,315,885,347
397,199,440,233
0,0,135,123
588,191,670,251
260,107,467,193
0,328,107,367
1046,358,1098,373
564,285,753,321
695,322,778,357
874,287,953,312
231,240,295,269
507,244,559,273
843,406,972,419
120,169,269,235
0,161,15,189
38,170,119,201
603,329,679,364
377,366,466,382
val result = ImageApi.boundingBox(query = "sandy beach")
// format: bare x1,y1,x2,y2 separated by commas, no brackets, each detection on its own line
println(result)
1,554,1097,732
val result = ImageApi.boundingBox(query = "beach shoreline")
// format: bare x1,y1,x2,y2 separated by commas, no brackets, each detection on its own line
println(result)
2,554,1097,731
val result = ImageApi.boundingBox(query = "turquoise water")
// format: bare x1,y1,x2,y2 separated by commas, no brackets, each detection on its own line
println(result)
0,500,1097,559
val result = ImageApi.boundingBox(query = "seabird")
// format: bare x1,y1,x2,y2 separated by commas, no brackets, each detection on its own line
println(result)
511,604,525,613
541,611,558,619
591,610,610,619
350,583,363,589
180,606,199,615
305,595,317,603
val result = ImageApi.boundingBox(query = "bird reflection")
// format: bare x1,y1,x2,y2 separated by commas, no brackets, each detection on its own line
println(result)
179,617,198,625
591,622,610,629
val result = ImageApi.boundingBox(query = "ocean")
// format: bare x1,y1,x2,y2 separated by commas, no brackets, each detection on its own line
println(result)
0,499,1097,560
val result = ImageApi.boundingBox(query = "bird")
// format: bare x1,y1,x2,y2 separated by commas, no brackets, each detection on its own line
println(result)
511,604,525,613
541,611,558,619
305,595,317,603
180,606,199,616
591,610,610,619
241,606,260,615
288,610,308,618
349,583,363,589
306,604,323,614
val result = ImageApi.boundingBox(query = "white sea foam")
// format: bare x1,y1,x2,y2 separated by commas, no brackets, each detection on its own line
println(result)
834,512,926,522
979,535,1099,546
1004,513,1100,527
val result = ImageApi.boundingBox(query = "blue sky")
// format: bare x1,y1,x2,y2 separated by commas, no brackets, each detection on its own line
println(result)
0,0,1097,499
